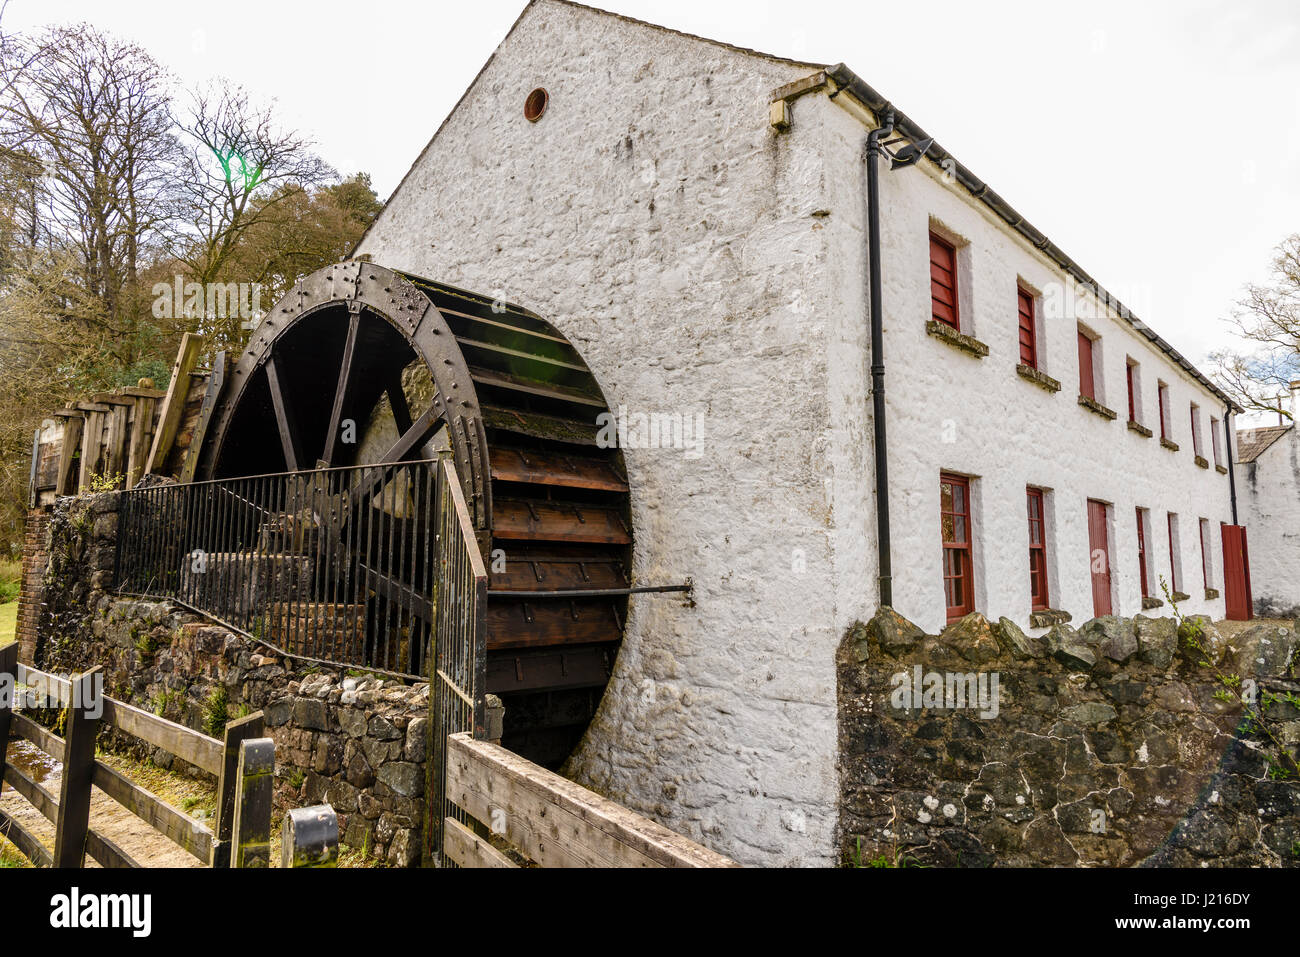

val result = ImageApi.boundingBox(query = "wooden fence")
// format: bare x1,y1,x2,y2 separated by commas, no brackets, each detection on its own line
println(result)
442,732,736,868
0,644,273,867
28,334,225,505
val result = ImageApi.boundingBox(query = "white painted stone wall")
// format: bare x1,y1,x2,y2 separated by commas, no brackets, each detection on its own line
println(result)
837,106,1238,636
1238,417,1300,618
356,1,849,866
356,0,1239,864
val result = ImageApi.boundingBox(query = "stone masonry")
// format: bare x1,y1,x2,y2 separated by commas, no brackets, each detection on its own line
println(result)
838,607,1300,866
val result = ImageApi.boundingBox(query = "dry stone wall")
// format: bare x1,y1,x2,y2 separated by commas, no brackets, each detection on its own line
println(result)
838,608,1300,867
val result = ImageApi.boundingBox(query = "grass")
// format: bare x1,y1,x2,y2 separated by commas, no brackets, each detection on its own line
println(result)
96,752,219,824
0,834,32,867
0,557,19,648
0,601,16,648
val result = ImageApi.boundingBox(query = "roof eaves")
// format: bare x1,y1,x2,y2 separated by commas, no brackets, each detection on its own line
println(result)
821,63,1244,415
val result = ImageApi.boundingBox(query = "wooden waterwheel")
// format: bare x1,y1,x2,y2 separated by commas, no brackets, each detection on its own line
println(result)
198,262,632,768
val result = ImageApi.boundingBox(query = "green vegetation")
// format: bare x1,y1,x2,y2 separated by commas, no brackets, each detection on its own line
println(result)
0,601,16,649
0,835,31,868
0,557,19,647
203,685,229,737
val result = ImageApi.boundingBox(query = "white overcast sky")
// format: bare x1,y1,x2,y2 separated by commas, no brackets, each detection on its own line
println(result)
8,0,1300,380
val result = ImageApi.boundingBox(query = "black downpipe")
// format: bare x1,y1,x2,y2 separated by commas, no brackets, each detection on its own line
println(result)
866,111,896,608
1224,408,1238,525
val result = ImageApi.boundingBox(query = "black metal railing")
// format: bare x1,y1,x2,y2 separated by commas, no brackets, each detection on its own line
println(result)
426,455,487,866
115,458,448,678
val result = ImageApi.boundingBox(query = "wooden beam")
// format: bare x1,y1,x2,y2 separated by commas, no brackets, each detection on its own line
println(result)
3,761,58,822
231,737,275,868
214,711,265,867
17,662,223,774
53,667,101,868
125,395,157,489
145,333,202,477
27,427,39,508
445,733,737,868
85,829,139,868
179,351,226,484
265,353,303,472
76,405,109,493
91,759,214,864
99,695,224,776
0,807,52,866
10,711,65,761
54,412,84,496
442,816,518,868
0,644,16,790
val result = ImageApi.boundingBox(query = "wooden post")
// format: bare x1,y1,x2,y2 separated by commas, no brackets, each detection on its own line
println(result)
75,403,111,492
53,666,102,868
231,737,275,868
213,710,265,867
145,333,202,477
281,805,339,868
54,411,84,497
0,644,17,791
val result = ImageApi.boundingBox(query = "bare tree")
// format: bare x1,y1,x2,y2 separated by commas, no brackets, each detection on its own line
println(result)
0,23,181,365
1211,235,1300,420
172,81,333,348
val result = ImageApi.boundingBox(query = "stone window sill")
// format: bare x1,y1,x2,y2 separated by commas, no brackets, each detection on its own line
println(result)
1078,394,1117,420
1127,420,1153,438
1171,591,1191,603
926,320,989,358
1216,464,1228,475
1205,587,1220,600
1195,455,1209,469
1016,363,1061,393
1141,596,1164,610
1160,437,1180,452
1029,608,1072,629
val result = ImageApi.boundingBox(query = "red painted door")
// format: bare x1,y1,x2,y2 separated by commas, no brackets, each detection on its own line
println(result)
1087,499,1112,616
1221,524,1253,621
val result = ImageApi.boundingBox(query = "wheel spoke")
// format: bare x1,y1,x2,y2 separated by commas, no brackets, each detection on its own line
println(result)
348,406,441,509
265,353,302,472
322,308,362,466
387,368,413,435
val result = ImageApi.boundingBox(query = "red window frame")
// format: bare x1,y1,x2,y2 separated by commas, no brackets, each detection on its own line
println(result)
941,472,975,621
1026,488,1048,611
1126,362,1137,423
1158,383,1170,440
1136,507,1149,598
1017,287,1037,368
930,232,959,330
1190,405,1202,456
1077,330,1095,401
1167,513,1179,593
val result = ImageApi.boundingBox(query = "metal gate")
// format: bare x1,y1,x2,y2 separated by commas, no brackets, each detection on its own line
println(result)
424,454,488,866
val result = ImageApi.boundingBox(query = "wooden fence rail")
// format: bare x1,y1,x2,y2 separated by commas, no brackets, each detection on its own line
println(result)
0,646,273,868
443,732,737,868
